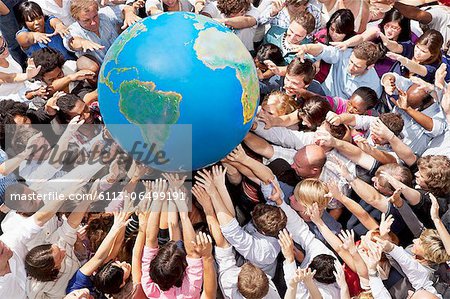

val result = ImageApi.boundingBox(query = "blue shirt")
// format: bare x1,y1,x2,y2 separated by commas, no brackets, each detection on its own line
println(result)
400,41,439,83
16,16,75,60
0,149,17,204
66,269,95,294
316,45,382,99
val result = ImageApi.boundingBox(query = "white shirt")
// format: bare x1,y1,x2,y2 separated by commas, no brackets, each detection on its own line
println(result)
215,245,281,299
388,245,442,299
145,0,194,13
26,220,81,299
0,54,26,100
278,201,340,298
425,6,450,54
33,0,75,26
220,218,280,278
0,217,42,299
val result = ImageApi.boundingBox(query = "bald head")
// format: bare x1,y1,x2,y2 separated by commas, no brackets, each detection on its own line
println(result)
406,83,431,109
291,144,326,178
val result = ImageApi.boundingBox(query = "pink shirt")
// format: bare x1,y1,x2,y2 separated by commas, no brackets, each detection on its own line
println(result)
141,246,203,299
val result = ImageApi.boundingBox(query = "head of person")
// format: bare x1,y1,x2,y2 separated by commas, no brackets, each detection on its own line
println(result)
76,54,100,85
372,163,413,196
290,178,329,221
31,47,65,86
379,8,411,42
320,120,352,144
286,11,315,45
56,93,93,124
0,100,32,148
149,240,187,291
308,254,337,284
348,41,380,76
414,29,443,64
254,43,284,73
92,260,132,294
162,0,180,8
412,229,450,265
346,87,379,114
25,244,67,282
252,203,287,236
298,96,331,129
71,0,100,32
326,9,355,43
217,0,251,17
4,183,45,216
405,83,434,110
261,91,298,116
237,262,269,299
416,155,450,197
291,144,326,178
0,36,9,60
370,113,404,145
285,0,308,15
284,58,316,96
17,1,46,33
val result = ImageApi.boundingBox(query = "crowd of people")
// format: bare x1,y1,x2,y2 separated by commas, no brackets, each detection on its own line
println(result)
0,0,450,298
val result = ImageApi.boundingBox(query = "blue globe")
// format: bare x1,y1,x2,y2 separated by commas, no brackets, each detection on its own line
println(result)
98,12,259,171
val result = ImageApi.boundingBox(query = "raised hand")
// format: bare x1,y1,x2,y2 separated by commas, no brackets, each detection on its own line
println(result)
306,202,322,225
52,22,70,38
191,184,212,208
258,110,276,129
226,144,249,163
333,260,347,287
326,180,343,202
370,119,394,141
194,169,215,193
278,228,295,263
435,63,447,90
379,213,394,239
358,242,382,272
161,173,187,191
290,268,316,287
314,129,336,148
338,229,357,254
211,164,227,188
325,111,342,126
328,154,355,182
388,188,403,208
391,88,409,110
25,58,41,80
354,135,374,154
263,59,282,76
33,32,51,44
267,179,283,206
373,236,394,253
121,10,141,30
329,41,348,51
80,39,105,52
270,0,286,17
378,170,403,191
191,232,213,258
430,193,440,221
293,44,308,62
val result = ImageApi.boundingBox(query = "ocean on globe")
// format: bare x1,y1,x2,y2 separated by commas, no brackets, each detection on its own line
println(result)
98,12,259,171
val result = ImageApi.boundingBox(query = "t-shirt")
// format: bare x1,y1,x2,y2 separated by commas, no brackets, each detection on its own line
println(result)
16,16,75,60
399,40,438,83
424,6,450,54
66,269,95,294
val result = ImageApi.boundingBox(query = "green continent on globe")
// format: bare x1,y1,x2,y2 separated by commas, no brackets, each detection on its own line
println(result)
118,79,182,150
106,22,148,64
193,27,258,124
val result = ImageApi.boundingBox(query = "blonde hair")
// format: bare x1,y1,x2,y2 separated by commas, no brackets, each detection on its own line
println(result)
420,229,450,264
261,91,298,116
70,0,98,20
353,291,374,299
293,178,329,209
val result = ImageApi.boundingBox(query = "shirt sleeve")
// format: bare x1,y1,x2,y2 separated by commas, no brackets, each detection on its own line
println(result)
388,245,441,297
316,45,344,65
253,121,314,150
424,103,446,137
182,257,203,298
354,115,377,131
141,246,160,298
57,219,78,246
215,245,241,299
220,218,279,267
66,269,94,294
369,275,392,299
278,201,336,266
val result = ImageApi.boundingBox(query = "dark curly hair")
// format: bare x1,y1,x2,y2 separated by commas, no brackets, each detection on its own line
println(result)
309,254,336,284
31,47,65,80
217,0,251,16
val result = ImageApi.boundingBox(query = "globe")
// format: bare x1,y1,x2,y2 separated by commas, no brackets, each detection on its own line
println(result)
98,12,259,171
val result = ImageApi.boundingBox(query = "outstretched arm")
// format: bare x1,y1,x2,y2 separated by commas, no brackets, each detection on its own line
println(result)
145,179,167,249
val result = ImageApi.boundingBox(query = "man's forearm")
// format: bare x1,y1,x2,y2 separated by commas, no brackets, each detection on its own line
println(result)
305,43,325,57
393,2,432,24
388,135,417,166
404,107,433,131
335,139,375,171
224,16,256,29
241,156,274,184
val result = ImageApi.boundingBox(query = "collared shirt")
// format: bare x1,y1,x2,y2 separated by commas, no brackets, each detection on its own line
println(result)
215,245,281,299
220,218,280,278
63,6,124,63
316,45,382,99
